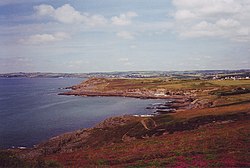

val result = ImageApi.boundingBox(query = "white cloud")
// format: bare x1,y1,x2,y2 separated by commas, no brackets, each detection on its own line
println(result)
116,31,134,40
118,58,133,66
111,11,138,26
174,10,196,20
19,32,70,44
237,27,249,36
172,0,242,17
34,4,107,26
67,60,89,69
130,45,137,49
0,56,34,73
234,27,250,42
171,0,250,42
215,19,240,28
52,4,83,24
34,4,55,16
84,14,107,27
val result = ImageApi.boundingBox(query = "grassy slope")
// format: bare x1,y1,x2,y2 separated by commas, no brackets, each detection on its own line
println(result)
73,78,250,91
47,119,250,167
69,78,250,102
43,79,250,167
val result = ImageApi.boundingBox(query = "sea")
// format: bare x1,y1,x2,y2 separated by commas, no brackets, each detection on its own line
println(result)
0,77,164,149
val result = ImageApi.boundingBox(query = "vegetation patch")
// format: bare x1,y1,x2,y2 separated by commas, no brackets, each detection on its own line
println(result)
0,151,62,168
212,87,250,96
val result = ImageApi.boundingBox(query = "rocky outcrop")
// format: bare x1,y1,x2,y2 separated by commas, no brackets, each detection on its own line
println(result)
16,111,250,162
17,115,141,159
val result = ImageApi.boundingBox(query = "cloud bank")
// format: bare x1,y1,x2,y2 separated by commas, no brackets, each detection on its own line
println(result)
172,0,250,42
116,31,135,40
20,32,70,44
34,4,107,26
111,11,138,26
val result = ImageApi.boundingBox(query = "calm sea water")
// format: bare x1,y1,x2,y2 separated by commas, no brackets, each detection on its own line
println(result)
0,78,164,149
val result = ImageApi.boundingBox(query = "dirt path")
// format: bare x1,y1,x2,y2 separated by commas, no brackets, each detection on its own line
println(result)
140,118,157,130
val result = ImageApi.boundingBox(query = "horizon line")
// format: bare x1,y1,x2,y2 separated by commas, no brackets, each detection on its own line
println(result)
1,68,250,74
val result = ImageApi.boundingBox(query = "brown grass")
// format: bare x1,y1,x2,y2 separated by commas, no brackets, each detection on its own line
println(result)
173,102,250,119
46,119,250,167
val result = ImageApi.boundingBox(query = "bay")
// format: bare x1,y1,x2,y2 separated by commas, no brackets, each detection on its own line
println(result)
0,78,164,149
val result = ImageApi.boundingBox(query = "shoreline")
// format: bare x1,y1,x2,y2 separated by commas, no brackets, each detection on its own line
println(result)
59,91,189,99
4,80,195,149
2,77,250,167
58,77,197,113
59,91,195,114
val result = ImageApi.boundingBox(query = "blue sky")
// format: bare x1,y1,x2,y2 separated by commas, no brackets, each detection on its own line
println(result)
0,0,249,73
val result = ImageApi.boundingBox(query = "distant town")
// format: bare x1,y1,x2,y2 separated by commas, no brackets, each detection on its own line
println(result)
0,69,249,80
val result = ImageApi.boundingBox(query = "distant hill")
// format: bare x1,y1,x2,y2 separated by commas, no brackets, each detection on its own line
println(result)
0,69,249,79
0,72,88,78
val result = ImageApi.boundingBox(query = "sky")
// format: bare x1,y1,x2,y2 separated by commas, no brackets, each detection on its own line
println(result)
0,0,250,73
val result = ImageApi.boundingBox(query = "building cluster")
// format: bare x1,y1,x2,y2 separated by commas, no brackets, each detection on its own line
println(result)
212,75,250,80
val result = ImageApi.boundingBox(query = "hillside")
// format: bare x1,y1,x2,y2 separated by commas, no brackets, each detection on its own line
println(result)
1,78,250,167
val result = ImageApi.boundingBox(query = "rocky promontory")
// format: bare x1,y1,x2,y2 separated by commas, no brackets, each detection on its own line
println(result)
60,78,217,112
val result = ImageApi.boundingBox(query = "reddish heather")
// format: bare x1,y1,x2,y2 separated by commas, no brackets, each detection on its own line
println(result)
45,120,250,167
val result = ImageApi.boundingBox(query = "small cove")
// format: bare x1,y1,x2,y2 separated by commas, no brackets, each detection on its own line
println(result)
0,77,166,149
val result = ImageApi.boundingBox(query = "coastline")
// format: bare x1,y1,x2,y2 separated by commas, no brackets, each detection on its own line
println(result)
2,77,250,167
59,90,188,99
5,77,222,151
59,90,195,113
58,77,200,113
